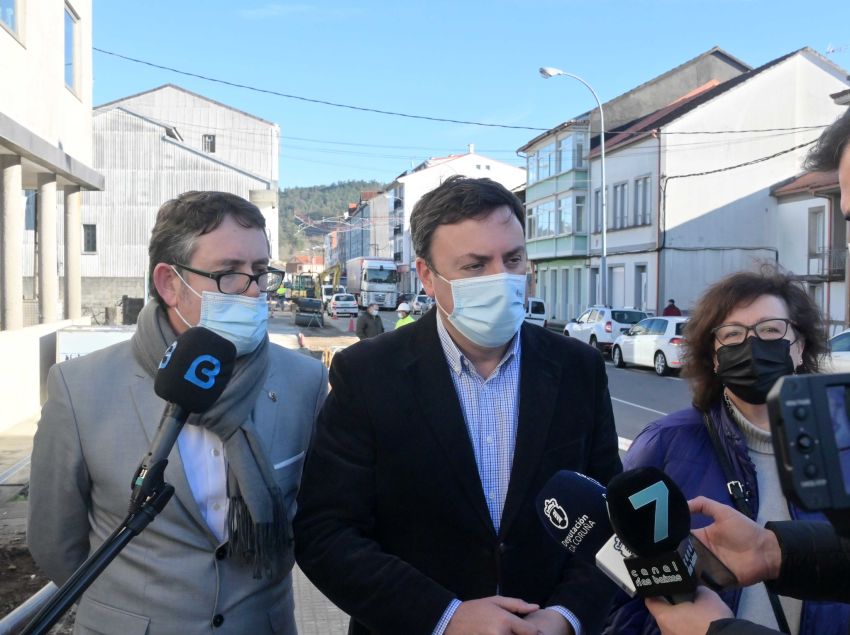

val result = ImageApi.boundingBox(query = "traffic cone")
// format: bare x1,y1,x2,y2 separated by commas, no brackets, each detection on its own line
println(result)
347,317,355,333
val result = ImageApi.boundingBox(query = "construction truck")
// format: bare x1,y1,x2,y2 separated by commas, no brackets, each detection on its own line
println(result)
318,264,346,309
346,257,398,310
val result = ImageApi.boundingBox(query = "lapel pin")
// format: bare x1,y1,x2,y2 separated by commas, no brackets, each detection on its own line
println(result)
268,391,278,402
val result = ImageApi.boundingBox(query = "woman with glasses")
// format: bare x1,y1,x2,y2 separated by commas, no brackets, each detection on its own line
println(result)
604,265,850,635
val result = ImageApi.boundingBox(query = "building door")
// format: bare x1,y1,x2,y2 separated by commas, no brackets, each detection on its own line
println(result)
610,266,625,307
634,265,647,311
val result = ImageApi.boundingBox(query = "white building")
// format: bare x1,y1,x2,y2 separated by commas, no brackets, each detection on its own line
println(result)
66,84,280,321
387,148,526,292
1,0,103,330
522,48,849,323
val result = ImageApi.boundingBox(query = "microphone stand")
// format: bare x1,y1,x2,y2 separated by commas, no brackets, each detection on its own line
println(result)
21,456,176,634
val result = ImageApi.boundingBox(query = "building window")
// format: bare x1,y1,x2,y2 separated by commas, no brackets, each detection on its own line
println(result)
202,134,216,153
613,183,628,229
83,224,97,253
575,195,585,233
593,188,602,233
535,200,556,237
527,153,538,184
809,206,825,256
634,176,651,225
557,136,574,174
1,0,17,35
64,4,79,92
537,143,555,181
526,206,536,239
557,195,573,235
575,141,585,169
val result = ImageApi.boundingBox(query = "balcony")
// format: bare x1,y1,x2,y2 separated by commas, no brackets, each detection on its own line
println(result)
807,248,847,279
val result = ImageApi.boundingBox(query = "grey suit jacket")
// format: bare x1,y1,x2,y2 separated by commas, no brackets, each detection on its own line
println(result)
28,339,328,635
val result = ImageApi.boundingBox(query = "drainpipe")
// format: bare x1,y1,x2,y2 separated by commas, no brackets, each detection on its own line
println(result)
655,129,663,315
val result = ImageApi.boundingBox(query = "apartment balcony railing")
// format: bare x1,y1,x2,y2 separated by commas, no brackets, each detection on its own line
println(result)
807,247,847,278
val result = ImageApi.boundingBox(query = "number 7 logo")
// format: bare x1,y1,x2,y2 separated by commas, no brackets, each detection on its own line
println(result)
628,481,670,544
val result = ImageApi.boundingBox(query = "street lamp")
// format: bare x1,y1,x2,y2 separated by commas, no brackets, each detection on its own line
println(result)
539,67,608,307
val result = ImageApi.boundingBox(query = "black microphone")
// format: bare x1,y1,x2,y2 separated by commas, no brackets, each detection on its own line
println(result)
129,327,236,513
606,467,697,603
536,470,639,596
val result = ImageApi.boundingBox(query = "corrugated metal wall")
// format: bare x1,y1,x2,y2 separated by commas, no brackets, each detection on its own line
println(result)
23,106,274,284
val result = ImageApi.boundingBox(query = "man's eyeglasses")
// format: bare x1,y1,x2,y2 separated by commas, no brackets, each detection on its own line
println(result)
174,264,284,295
712,318,796,347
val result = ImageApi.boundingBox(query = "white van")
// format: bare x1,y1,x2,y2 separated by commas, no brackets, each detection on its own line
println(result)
524,297,547,329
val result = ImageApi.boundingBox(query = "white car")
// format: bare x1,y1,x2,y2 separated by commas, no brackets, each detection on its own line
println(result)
611,316,689,376
412,295,434,314
564,307,648,354
326,293,358,318
825,329,850,373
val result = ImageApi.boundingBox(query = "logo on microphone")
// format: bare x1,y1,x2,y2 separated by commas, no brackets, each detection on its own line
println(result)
184,354,222,390
544,498,569,529
159,341,178,369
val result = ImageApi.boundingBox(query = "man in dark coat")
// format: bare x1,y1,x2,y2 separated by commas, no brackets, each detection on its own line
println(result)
294,176,622,635
355,302,384,339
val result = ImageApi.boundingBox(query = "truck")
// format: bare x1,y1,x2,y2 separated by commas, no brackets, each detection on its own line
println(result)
346,257,398,309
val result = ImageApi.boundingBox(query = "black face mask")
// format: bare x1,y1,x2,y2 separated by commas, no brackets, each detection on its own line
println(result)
715,337,794,405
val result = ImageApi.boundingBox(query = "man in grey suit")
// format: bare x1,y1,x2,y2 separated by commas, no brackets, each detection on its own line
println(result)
28,191,328,634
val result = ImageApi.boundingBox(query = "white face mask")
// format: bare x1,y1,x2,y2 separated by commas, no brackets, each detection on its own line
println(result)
434,271,526,348
397,312,405,319
368,308,379,316
172,267,268,356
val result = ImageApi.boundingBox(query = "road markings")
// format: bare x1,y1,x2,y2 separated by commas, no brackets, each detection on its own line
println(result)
611,397,667,417
613,398,670,452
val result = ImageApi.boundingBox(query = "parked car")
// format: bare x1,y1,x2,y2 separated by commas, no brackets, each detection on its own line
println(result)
321,284,346,309
327,293,358,318
824,328,850,373
412,295,434,314
612,316,689,376
524,297,547,329
564,306,648,354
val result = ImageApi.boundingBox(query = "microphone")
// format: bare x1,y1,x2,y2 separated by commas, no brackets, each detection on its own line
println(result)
129,327,236,513
535,470,638,596
606,467,697,603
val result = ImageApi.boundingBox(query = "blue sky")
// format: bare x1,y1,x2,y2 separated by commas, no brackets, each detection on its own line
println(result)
92,0,850,189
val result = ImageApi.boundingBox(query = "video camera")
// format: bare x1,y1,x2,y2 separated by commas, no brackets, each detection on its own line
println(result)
767,374,850,531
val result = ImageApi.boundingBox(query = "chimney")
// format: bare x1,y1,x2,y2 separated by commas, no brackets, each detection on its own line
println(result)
468,143,475,154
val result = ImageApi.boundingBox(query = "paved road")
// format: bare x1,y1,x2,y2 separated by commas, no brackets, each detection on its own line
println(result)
605,361,692,447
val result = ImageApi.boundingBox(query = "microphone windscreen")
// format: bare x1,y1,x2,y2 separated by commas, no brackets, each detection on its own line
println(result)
154,327,237,413
536,470,612,559
606,467,690,557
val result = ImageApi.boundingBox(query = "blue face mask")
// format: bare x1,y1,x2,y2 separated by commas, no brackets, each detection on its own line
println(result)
173,268,268,356
434,271,526,348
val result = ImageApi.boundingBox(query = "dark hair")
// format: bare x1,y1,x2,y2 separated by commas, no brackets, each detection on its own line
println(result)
409,175,525,265
148,191,267,303
804,107,850,172
684,264,827,411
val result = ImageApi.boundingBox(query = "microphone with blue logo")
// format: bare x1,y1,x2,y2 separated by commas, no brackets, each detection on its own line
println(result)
129,326,236,514
22,327,236,635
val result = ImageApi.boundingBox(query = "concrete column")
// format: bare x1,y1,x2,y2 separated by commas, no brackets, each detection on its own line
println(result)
64,186,82,320
1,156,24,330
37,174,59,323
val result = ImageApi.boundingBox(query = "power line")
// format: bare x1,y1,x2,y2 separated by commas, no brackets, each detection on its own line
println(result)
94,47,549,132
663,139,817,181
